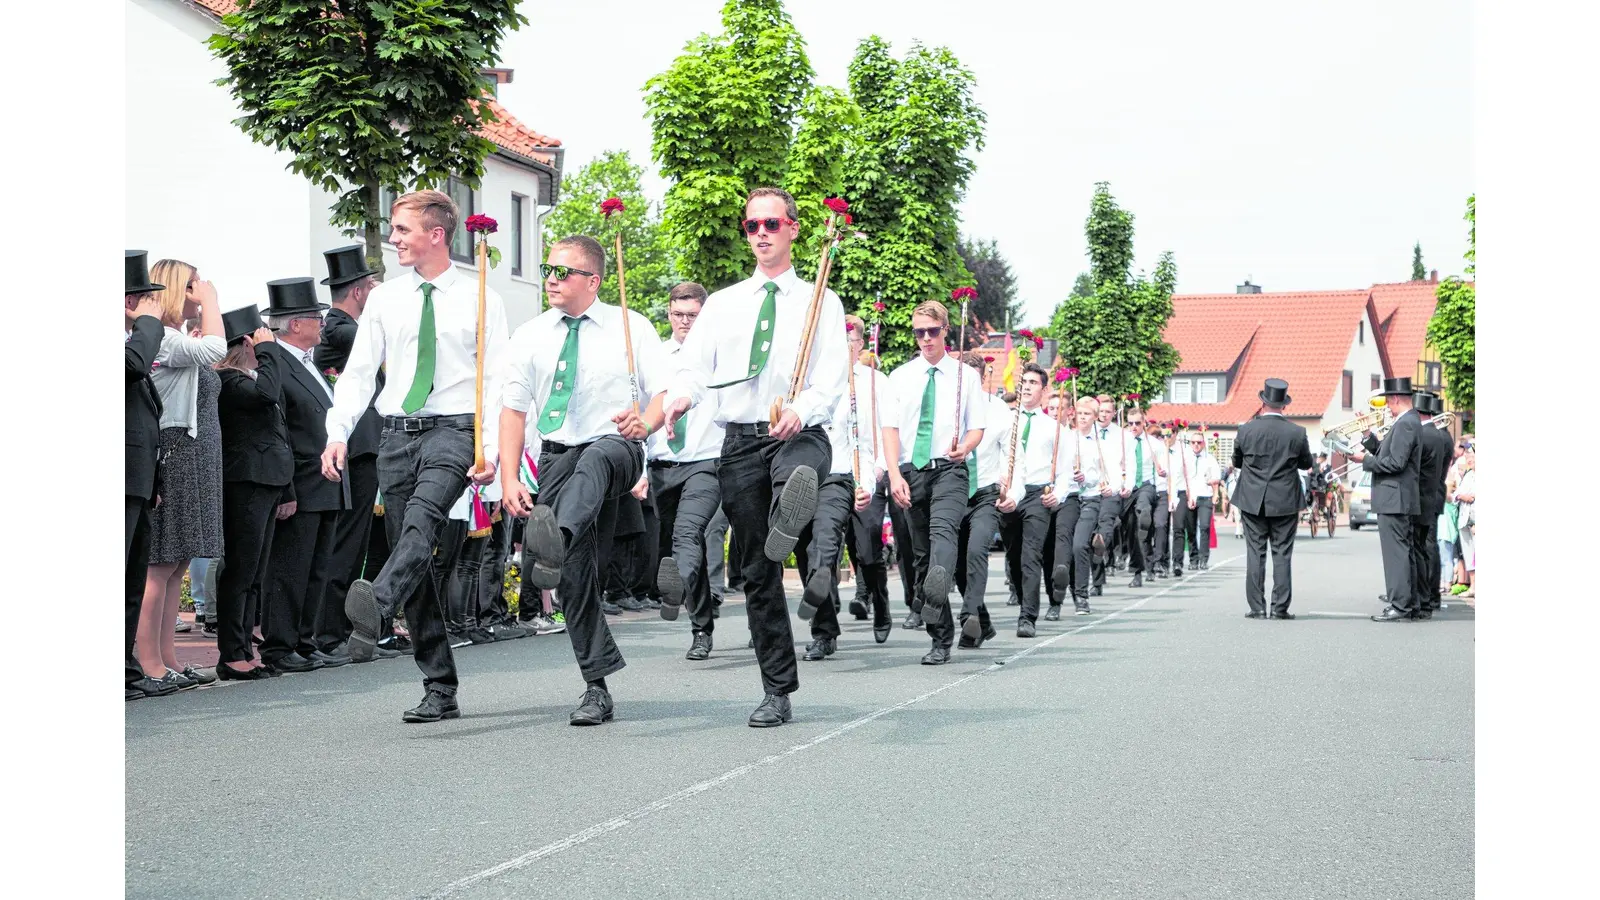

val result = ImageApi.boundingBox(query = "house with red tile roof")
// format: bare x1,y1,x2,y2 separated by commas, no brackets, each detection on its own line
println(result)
129,0,564,327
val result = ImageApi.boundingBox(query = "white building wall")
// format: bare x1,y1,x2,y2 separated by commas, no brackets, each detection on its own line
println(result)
125,0,311,312
1314,306,1388,445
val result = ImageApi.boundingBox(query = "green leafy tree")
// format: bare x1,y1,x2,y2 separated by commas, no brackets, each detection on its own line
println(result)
1044,183,1179,403
1412,242,1426,281
832,36,986,369
1427,195,1475,411
210,0,528,273
956,237,1022,335
542,150,677,336
1068,272,1095,301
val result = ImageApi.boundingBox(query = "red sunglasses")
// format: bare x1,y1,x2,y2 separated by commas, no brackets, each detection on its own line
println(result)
742,217,796,235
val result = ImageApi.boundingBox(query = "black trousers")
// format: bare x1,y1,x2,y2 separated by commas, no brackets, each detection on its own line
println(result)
720,426,830,697
126,495,152,688
1411,516,1438,612
1125,484,1157,574
1091,494,1124,588
847,480,890,627
374,423,475,692
1173,494,1214,569
1065,495,1101,604
480,515,511,624
1150,492,1171,570
888,489,917,609
1045,494,1085,607
652,459,721,635
1001,487,1051,616
321,454,378,649
704,504,730,604
531,435,643,684
1242,511,1298,615
1378,513,1417,614
263,508,338,663
217,481,280,663
898,459,970,648
957,484,1003,631
800,475,855,640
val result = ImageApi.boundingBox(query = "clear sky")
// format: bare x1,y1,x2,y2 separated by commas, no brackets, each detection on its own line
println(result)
496,0,1473,326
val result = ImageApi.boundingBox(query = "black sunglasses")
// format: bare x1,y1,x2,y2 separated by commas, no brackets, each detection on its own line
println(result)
912,326,944,340
540,264,595,281
742,217,795,235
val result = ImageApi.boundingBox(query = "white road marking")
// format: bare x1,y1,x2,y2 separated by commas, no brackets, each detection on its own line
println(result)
421,554,1244,899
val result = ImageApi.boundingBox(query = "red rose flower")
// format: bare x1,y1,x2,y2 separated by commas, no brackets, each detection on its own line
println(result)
1053,367,1069,384
844,213,853,225
823,197,850,215
464,214,498,234
600,197,625,218
1032,337,1044,350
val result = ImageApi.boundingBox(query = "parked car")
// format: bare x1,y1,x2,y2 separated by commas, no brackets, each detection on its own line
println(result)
1347,469,1377,530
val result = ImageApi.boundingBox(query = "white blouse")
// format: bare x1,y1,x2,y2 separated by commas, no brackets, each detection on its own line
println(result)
150,327,227,436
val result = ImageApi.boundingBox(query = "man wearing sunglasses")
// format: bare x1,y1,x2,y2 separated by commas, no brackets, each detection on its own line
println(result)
881,300,987,661
1169,430,1223,575
999,364,1058,635
500,235,670,727
650,187,845,728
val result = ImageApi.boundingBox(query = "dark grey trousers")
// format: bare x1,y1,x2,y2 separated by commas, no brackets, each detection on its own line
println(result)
651,459,722,635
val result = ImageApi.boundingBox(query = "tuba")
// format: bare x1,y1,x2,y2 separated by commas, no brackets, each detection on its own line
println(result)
1321,391,1392,455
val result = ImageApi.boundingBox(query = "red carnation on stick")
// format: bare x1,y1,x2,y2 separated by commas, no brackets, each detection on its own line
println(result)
823,197,850,215
873,301,886,312
600,197,625,219
950,286,977,302
465,214,498,235
1053,367,1070,384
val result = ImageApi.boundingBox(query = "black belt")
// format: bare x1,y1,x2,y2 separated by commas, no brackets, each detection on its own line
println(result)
541,440,584,455
649,459,684,469
382,414,475,433
726,422,770,437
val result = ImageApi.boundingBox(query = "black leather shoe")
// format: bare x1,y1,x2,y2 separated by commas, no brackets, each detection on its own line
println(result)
570,685,614,726
686,633,713,661
903,611,923,630
1371,606,1413,622
372,636,404,659
657,557,684,621
920,566,951,626
1413,609,1433,621
310,648,352,667
1043,606,1061,621
921,646,951,665
1245,611,1265,619
874,623,891,644
1050,565,1070,605
215,662,271,682
344,579,380,663
802,637,836,661
1171,568,1183,578
849,599,869,620
1017,619,1037,638
797,567,831,620
961,616,983,644
764,467,819,562
402,689,460,723
266,652,318,674
638,595,662,610
130,675,179,698
1127,572,1144,588
522,506,564,589
748,693,792,728
1091,585,1103,597
616,594,646,612
1270,612,1296,620
601,599,623,616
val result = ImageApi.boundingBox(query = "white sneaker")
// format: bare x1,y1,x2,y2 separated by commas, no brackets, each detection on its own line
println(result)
174,616,193,634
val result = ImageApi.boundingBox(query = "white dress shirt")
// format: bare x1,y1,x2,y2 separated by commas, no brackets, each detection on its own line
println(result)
883,352,986,467
1090,422,1125,489
664,266,847,428
974,395,1027,506
326,263,509,463
647,335,725,462
824,364,890,490
500,301,668,447
1052,428,1107,497
1111,432,1165,493
287,342,335,402
1174,449,1222,498
1005,404,1060,487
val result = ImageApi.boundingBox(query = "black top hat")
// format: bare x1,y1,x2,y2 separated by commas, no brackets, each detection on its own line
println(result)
262,277,330,318
1413,391,1440,415
125,250,164,295
1258,377,1291,407
320,244,378,287
222,306,265,345
1379,376,1413,396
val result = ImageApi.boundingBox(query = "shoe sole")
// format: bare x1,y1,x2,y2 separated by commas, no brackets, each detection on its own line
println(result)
523,506,564,589
402,708,461,724
920,566,951,627
797,567,832,620
344,580,380,663
921,654,949,666
657,557,685,621
1050,565,1069,605
961,617,983,642
570,710,615,726
1076,609,1091,616
764,466,819,562
1092,533,1107,560
748,709,792,728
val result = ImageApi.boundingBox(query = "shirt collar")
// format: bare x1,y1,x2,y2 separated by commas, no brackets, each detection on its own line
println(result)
750,266,800,296
411,263,461,293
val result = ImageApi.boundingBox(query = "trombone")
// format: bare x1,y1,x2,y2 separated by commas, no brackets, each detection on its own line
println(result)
1321,390,1393,455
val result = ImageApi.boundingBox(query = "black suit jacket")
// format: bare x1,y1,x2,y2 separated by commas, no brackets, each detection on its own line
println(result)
1418,425,1453,519
217,349,294,490
1362,408,1422,515
314,307,382,459
125,316,165,501
260,342,349,513
1230,413,1313,518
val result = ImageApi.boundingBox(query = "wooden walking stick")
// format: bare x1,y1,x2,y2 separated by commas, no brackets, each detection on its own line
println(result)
601,197,640,414
464,214,502,474
769,197,864,428
1049,366,1076,492
948,287,976,454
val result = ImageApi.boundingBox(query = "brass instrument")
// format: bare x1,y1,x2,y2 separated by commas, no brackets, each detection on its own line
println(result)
1320,391,1393,455
1427,411,1456,431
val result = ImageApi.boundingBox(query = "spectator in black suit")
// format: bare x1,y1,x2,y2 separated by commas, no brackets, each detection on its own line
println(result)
1412,392,1455,618
213,306,294,680
258,278,352,672
1351,378,1424,622
1230,379,1315,619
125,252,178,700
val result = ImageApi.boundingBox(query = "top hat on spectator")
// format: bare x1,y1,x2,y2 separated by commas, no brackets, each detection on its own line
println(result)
1258,377,1291,407
1379,376,1414,396
262,277,329,318
125,250,164,295
222,305,265,345
320,245,378,287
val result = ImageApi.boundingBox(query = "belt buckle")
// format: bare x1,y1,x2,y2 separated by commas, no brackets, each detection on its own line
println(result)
401,417,425,433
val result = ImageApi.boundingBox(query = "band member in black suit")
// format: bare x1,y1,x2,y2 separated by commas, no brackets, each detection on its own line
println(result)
125,251,178,700
312,245,387,657
1412,391,1454,619
213,306,294,680
1350,377,1424,622
1230,379,1315,619
259,278,352,672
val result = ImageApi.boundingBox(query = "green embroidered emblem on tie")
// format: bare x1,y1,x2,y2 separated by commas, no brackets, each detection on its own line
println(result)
911,366,938,469
401,281,436,414
537,316,583,436
668,408,688,453
708,281,780,389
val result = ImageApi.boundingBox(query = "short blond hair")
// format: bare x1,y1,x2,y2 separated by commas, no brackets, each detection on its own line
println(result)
911,301,949,326
844,314,865,337
392,189,459,239
149,259,197,328
1076,396,1098,413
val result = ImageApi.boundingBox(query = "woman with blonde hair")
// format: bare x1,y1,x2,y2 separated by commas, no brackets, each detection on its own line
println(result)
136,259,226,691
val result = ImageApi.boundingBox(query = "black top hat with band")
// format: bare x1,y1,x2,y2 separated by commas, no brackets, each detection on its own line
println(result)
320,244,378,287
1414,391,1441,415
126,250,164,295
1379,376,1413,397
223,306,265,345
262,277,330,318
1258,377,1291,407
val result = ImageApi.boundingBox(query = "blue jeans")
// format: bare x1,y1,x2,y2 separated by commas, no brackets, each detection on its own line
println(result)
188,558,216,619
1438,539,1454,588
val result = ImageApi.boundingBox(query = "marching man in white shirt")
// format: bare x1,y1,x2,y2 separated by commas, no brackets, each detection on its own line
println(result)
1048,396,1110,621
1120,409,1167,588
650,187,845,729
321,190,507,723
999,364,1058,629
1170,428,1223,574
957,353,1026,652
499,235,667,727
881,300,986,660
1089,394,1125,597
648,282,726,662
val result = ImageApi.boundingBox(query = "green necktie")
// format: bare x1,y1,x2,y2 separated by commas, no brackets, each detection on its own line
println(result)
1022,412,1032,449
708,281,779,388
967,454,978,499
537,316,583,435
668,408,688,453
401,282,436,414
911,367,938,469
1135,439,1144,487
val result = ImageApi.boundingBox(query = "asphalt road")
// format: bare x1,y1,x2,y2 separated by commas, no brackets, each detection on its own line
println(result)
126,527,1473,899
